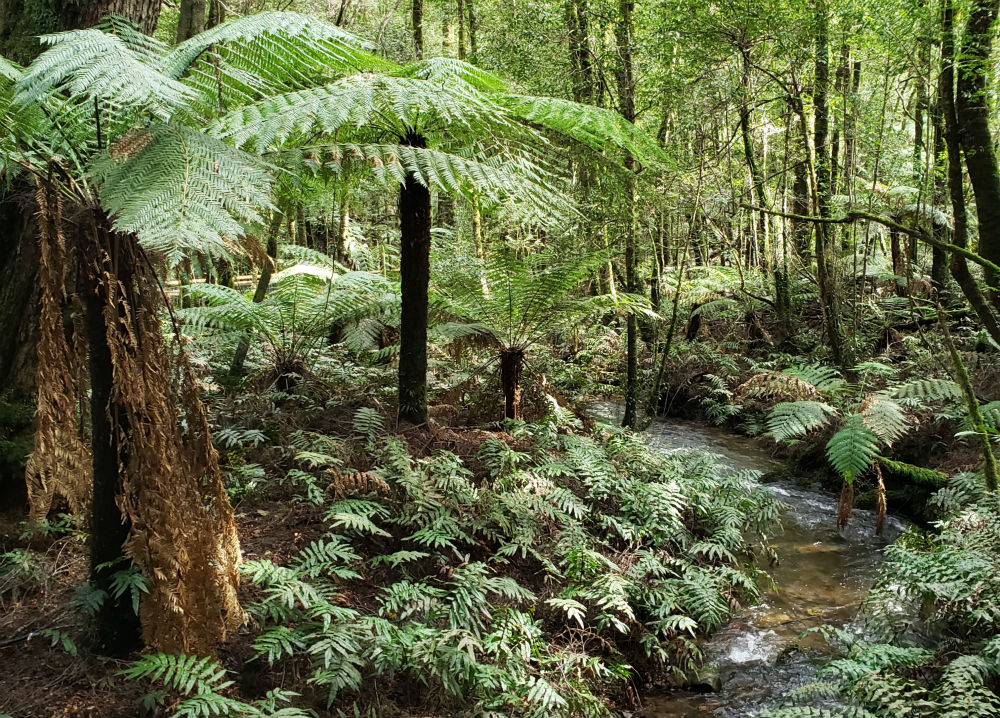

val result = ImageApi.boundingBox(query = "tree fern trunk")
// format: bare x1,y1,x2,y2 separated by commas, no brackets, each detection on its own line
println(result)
81,216,141,656
398,133,431,425
500,348,524,420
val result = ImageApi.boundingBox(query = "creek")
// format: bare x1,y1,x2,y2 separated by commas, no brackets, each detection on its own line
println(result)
591,403,904,717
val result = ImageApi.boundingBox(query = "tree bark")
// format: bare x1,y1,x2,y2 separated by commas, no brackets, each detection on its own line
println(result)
412,0,424,59
176,0,207,42
397,133,432,425
939,0,1000,344
956,0,1000,304
55,0,161,33
813,0,848,369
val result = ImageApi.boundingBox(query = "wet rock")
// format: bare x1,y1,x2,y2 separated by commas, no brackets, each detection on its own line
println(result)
681,665,722,692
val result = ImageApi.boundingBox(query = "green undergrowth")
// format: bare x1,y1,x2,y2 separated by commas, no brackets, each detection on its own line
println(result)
127,413,782,717
758,471,1000,718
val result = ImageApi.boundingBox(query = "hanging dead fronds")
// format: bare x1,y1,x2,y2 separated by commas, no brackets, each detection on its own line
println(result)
25,177,92,522
874,460,887,537
837,479,854,531
86,216,242,654
737,372,821,402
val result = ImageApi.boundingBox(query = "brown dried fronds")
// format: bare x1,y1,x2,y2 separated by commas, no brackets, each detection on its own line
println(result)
25,178,92,522
109,129,153,163
87,223,242,654
874,460,887,537
326,470,389,500
737,372,821,402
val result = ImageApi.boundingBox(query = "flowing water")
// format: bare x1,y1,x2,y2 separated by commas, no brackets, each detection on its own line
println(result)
590,404,904,718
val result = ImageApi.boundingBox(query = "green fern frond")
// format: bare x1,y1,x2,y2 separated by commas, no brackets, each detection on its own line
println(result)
826,414,880,482
96,123,274,263
766,401,837,442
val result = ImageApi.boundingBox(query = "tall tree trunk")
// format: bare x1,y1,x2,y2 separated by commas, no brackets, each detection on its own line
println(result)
466,0,478,62
957,0,1000,304
457,0,466,60
412,0,424,59
617,0,639,428
940,0,1000,344
813,0,848,368
398,133,432,425
565,0,595,105
176,0,207,42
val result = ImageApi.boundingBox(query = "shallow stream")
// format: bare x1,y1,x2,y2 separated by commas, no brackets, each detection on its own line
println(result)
592,404,904,717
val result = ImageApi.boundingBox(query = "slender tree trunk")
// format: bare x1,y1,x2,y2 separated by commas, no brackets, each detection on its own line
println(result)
337,186,350,264
499,349,524,420
230,216,282,377
412,0,424,59
466,0,478,62
813,0,848,369
208,0,226,27
457,0,466,60
175,0,207,42
940,0,1000,344
957,0,1000,304
617,0,640,428
398,133,432,425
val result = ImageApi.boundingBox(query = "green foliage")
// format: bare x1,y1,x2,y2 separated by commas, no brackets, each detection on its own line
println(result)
826,414,881,482
766,401,837,441
225,419,780,715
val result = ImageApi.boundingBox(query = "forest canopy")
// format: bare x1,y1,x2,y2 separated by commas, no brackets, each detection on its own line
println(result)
1,0,1000,716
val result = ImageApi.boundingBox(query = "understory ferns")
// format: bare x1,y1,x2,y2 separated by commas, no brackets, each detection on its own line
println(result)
181,250,398,382
220,419,779,716
120,653,311,718
739,362,990,531
758,472,1000,718
435,246,657,419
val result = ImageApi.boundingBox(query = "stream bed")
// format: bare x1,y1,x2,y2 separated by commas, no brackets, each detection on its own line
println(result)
591,404,904,717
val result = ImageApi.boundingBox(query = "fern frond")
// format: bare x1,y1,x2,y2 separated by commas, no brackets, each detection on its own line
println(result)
96,124,274,263
766,401,837,442
827,414,880,482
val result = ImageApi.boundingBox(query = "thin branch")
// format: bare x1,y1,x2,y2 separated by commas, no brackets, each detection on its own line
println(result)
740,203,1000,278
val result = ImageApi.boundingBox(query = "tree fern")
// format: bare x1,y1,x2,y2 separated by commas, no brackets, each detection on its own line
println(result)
826,414,881,482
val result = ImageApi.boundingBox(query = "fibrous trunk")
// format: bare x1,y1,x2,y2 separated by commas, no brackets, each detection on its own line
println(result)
500,348,524,421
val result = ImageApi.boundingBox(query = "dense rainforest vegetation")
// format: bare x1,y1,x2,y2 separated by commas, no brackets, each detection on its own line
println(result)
1,0,1000,715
